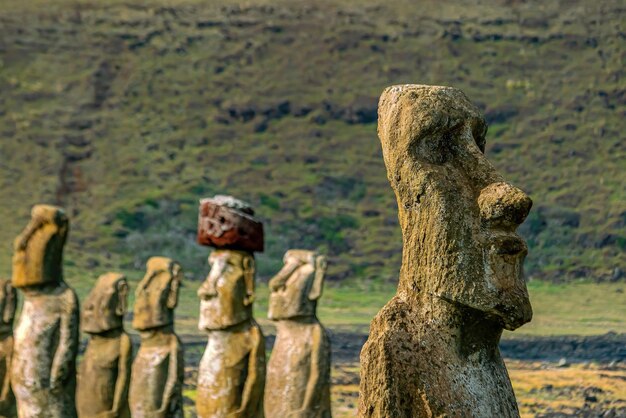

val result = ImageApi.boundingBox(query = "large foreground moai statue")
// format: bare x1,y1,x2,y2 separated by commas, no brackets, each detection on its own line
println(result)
77,272,131,418
359,85,533,418
0,279,17,418
129,257,184,418
11,204,80,418
265,250,331,418
196,195,265,418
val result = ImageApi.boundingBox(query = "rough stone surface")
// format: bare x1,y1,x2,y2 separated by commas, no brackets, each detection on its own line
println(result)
11,204,79,418
197,196,264,252
77,272,131,418
0,279,16,418
358,85,533,418
196,249,265,418
129,257,184,418
265,250,331,418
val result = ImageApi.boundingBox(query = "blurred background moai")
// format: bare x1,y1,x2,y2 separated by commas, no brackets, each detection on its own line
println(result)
10,204,79,418
77,272,131,418
359,85,533,417
0,279,16,418
196,196,265,418
129,257,184,418
265,250,331,418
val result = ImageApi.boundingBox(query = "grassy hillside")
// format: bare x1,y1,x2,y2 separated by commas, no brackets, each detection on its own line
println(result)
0,0,624,285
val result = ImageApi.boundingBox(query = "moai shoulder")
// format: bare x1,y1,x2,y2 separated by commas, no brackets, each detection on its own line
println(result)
359,85,533,418
129,257,184,418
11,204,79,418
196,196,265,418
77,272,132,418
265,250,332,418
0,279,17,418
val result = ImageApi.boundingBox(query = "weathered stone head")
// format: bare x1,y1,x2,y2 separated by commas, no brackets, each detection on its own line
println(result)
268,250,327,320
132,257,182,331
12,204,68,288
0,279,16,337
198,249,255,330
82,272,128,334
378,85,532,330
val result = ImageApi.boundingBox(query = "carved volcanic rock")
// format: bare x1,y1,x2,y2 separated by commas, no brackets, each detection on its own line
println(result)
358,85,532,418
197,195,264,252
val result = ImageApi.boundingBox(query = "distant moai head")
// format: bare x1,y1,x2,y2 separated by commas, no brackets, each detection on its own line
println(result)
378,85,532,330
12,204,69,288
198,249,255,330
268,250,327,320
132,257,182,331
0,279,17,336
82,272,129,334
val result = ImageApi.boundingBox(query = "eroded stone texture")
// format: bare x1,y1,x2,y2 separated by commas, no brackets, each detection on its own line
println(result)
0,279,17,418
197,195,264,252
196,250,265,418
11,204,79,418
77,272,131,418
129,257,184,418
265,250,331,418
358,85,533,418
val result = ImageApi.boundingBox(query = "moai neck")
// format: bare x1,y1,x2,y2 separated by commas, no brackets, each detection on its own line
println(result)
20,281,68,297
277,315,319,326
207,317,254,335
413,292,504,356
90,328,124,341
139,324,175,346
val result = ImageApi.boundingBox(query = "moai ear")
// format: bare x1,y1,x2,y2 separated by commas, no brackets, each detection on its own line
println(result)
167,263,182,309
115,279,129,316
309,255,327,301
3,282,16,324
242,256,255,306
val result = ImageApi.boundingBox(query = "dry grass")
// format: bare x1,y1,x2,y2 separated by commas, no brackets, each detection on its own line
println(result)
323,361,626,418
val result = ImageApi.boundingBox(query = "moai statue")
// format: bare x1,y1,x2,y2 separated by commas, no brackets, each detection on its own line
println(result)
77,272,131,418
0,279,17,418
129,257,184,418
196,195,265,418
11,204,79,418
358,85,533,418
265,250,331,418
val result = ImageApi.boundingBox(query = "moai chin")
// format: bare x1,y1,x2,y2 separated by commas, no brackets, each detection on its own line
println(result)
358,85,533,418
77,272,131,418
265,250,331,418
0,279,17,418
10,204,79,418
196,196,265,418
129,257,184,418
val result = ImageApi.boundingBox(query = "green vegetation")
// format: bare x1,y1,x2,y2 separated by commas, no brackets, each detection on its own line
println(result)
0,0,624,287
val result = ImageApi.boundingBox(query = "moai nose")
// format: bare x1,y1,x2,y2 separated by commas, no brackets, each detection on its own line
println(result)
478,182,532,229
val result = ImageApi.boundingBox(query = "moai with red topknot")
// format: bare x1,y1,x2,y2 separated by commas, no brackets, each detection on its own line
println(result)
196,196,265,418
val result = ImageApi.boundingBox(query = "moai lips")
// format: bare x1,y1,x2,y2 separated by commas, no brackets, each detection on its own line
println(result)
358,85,533,418
197,195,264,252
10,204,79,418
77,272,131,418
129,257,184,418
265,250,332,418
196,250,265,418
0,279,16,418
